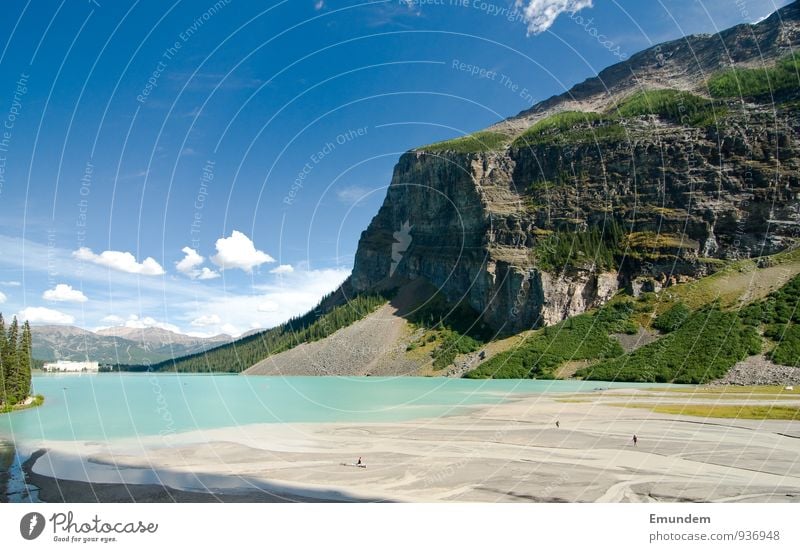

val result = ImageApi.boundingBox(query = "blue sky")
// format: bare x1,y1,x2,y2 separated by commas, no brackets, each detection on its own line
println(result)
0,0,792,337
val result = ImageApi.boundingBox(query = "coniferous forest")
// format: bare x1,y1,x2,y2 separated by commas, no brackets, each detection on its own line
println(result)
0,314,34,411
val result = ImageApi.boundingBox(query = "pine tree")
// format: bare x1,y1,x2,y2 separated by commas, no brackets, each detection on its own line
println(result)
19,321,32,400
0,314,7,406
5,317,20,405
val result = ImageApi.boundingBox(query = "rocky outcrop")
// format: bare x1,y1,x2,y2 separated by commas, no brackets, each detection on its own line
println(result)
350,3,800,334
713,355,800,386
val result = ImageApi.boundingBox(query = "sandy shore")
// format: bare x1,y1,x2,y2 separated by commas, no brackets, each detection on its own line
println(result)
21,388,800,503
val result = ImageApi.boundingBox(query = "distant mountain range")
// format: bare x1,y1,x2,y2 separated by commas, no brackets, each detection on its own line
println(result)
32,325,233,365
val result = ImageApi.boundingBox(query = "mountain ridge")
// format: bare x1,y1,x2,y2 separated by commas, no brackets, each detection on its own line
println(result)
497,1,800,132
32,325,232,364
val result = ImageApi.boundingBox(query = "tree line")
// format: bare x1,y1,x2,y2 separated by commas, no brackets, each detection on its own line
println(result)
0,314,33,408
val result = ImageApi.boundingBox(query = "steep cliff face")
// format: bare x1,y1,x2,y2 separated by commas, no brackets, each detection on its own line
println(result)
351,3,800,334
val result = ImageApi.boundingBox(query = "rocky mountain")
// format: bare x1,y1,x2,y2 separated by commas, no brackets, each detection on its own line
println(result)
350,1,800,334
150,2,800,380
32,325,231,365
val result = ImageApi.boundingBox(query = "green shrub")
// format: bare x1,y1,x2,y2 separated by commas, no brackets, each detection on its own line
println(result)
431,330,482,370
652,302,691,332
534,222,625,271
465,302,632,379
578,308,760,383
767,323,800,366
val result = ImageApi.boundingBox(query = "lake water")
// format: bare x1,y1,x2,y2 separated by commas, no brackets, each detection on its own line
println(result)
0,373,663,443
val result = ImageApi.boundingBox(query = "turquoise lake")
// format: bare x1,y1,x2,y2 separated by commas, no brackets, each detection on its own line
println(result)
1,374,664,442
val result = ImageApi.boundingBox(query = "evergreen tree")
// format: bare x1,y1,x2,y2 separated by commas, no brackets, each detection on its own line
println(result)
19,321,33,400
0,314,34,408
0,314,6,406
5,317,20,405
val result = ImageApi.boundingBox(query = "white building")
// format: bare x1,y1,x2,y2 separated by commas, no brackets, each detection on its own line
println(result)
43,361,100,372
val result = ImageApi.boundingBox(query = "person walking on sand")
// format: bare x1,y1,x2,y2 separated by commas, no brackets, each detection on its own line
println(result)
632,434,638,446
357,456,362,466
555,420,560,429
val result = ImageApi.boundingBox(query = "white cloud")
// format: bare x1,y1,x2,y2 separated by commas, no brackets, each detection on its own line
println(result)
191,314,222,327
101,315,124,325
197,267,221,280
19,306,75,325
43,284,89,303
269,264,294,275
210,230,274,272
514,0,593,35
0,291,6,304
120,315,181,333
176,247,221,280
314,0,325,10
336,185,373,205
182,267,351,336
73,247,165,276
221,323,240,336
0,281,21,287
176,247,204,274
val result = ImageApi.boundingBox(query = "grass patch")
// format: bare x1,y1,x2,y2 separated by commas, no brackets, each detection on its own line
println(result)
613,402,800,420
512,111,624,147
650,385,800,395
624,231,698,250
707,53,800,99
614,89,724,126
465,301,634,379
419,130,513,153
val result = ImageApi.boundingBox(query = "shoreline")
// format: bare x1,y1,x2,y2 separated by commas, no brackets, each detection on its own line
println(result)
15,387,800,503
22,449,368,503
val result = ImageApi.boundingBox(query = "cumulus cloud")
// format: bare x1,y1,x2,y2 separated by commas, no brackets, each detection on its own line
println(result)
514,0,593,35
73,247,165,276
119,315,181,333
19,306,75,325
269,264,294,275
181,267,351,337
176,247,204,274
43,284,89,303
210,230,274,272
0,291,6,304
197,267,221,280
191,314,222,327
100,315,124,325
176,247,221,280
